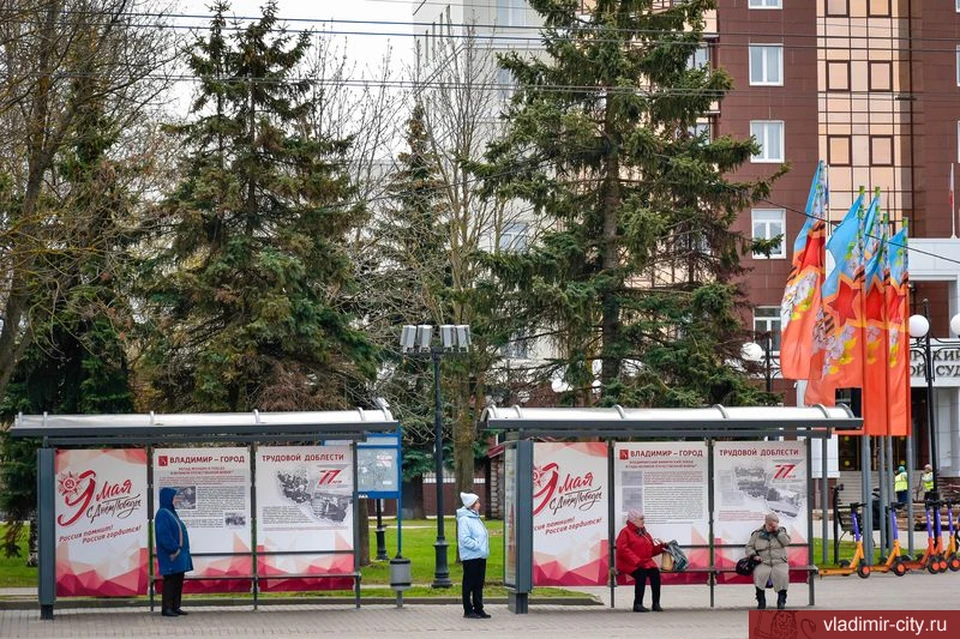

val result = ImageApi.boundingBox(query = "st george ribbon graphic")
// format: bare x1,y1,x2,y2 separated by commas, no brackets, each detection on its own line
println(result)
54,449,148,597
531,442,608,586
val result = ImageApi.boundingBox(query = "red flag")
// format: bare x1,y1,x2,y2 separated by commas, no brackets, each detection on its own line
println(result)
781,161,828,380
861,209,888,435
885,224,911,436
804,191,873,405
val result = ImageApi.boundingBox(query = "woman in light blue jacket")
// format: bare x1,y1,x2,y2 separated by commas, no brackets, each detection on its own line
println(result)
457,492,490,619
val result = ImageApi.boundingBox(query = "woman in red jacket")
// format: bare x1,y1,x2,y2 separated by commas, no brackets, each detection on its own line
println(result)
616,510,666,612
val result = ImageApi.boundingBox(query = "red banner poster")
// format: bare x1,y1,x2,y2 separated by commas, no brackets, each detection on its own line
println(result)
54,449,148,597
532,442,608,586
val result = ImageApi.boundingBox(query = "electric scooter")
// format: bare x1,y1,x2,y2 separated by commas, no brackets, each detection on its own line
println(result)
944,501,960,572
871,503,908,576
931,501,949,573
820,502,870,578
901,502,944,574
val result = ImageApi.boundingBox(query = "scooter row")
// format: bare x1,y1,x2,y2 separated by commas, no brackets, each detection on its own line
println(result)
819,500,960,578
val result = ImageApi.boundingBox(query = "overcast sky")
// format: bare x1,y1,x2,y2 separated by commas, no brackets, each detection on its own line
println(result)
176,0,415,72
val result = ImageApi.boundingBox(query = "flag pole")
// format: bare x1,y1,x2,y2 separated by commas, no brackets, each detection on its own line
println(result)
951,164,956,239
856,187,875,565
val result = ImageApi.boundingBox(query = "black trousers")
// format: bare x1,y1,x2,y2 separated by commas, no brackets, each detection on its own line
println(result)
462,558,486,614
631,567,661,607
161,571,185,612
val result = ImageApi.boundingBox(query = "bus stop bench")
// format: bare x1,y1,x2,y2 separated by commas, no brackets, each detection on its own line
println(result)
149,572,361,610
615,565,817,608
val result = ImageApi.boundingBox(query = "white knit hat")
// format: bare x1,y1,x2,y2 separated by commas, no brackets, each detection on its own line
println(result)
460,492,479,508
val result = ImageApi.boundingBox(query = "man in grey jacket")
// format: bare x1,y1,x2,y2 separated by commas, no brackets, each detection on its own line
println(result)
745,512,791,610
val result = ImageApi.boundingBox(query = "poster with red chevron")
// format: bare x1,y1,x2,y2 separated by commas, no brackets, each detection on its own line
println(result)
713,441,809,584
153,447,251,593
255,445,354,591
532,442,608,586
54,448,148,597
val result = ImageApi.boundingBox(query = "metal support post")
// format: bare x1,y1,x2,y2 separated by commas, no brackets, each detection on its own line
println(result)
861,435,874,565
37,447,55,620
821,437,829,565
431,347,452,588
906,436,915,557
375,500,388,561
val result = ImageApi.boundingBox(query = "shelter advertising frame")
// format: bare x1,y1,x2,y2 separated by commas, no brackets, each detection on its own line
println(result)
11,409,399,620
484,404,862,615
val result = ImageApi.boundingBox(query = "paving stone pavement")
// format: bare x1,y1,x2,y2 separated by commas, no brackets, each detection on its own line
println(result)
2,571,958,639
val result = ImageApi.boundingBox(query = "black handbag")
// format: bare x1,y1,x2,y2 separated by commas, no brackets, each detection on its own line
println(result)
736,556,759,576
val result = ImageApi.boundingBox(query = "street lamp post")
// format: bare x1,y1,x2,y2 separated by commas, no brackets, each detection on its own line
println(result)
908,301,960,503
742,332,775,393
400,324,471,589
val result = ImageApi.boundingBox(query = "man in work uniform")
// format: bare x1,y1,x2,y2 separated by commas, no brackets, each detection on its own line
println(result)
918,464,935,502
894,465,909,505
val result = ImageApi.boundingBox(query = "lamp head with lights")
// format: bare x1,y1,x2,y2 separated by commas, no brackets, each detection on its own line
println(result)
908,314,930,339
400,324,472,354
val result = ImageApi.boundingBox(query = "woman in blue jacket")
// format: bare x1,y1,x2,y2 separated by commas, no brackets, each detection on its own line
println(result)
155,487,193,617
457,492,490,619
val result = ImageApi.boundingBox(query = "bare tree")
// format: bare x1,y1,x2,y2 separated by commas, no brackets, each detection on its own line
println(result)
412,24,531,497
0,0,178,401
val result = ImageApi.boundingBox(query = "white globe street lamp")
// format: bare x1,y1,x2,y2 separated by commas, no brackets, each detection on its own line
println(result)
741,341,764,362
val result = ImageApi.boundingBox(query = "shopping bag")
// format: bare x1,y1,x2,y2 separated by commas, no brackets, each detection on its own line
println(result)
664,540,688,572
660,550,675,572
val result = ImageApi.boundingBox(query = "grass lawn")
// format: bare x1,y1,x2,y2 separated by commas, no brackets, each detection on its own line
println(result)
813,537,895,568
0,524,35,587
364,518,504,585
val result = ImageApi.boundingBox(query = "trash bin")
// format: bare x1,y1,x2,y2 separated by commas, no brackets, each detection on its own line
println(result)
389,557,411,608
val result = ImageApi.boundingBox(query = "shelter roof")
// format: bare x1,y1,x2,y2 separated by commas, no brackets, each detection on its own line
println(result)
10,409,398,445
480,404,860,439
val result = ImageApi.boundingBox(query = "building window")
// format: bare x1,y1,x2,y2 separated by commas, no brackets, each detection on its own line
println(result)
497,0,527,27
957,121,960,162
753,307,782,352
749,45,783,86
748,0,782,8
870,135,894,166
828,135,852,166
826,0,849,16
501,332,530,360
868,61,892,92
752,209,786,259
868,0,891,17
688,44,709,70
688,121,712,141
497,67,515,101
957,46,960,86
826,61,850,91
750,121,784,163
499,222,528,252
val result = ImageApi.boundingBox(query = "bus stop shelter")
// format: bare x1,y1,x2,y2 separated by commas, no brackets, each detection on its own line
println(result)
481,404,863,613
10,409,399,619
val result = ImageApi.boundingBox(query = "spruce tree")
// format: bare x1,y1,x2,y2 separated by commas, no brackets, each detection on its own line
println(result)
477,0,780,406
141,2,374,411
360,103,450,508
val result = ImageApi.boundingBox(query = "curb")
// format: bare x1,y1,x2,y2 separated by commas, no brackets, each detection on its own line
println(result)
0,595,602,611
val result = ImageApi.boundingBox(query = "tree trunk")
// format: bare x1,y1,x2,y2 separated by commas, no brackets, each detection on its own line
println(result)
452,374,474,500
401,478,425,520
600,97,623,387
